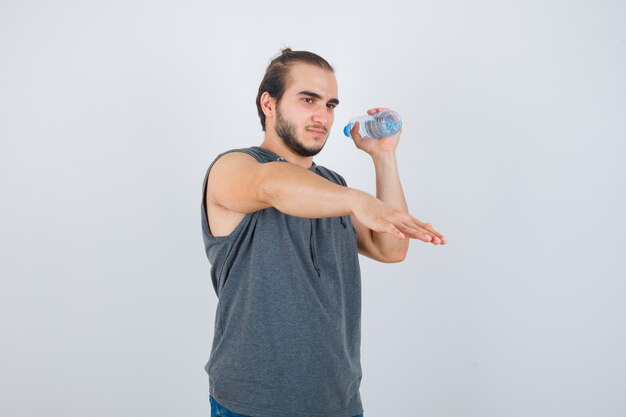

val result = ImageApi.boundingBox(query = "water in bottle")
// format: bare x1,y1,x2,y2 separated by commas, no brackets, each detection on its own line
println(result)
343,110,402,139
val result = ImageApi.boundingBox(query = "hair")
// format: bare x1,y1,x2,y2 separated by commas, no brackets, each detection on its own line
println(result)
256,47,334,131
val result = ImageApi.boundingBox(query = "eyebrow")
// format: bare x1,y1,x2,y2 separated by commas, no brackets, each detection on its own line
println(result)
297,90,340,106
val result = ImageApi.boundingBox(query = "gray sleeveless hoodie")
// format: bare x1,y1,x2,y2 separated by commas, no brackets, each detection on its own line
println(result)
201,146,363,417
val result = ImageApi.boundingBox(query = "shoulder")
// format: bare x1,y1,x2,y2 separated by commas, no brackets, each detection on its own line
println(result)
210,147,263,167
207,147,269,178
207,149,264,189
205,147,274,213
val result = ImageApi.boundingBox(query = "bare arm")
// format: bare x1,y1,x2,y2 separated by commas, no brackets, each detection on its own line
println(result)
346,108,447,263
208,152,436,241
350,151,412,262
208,151,357,217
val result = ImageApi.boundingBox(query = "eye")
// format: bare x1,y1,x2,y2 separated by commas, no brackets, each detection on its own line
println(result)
327,103,337,109
303,97,314,104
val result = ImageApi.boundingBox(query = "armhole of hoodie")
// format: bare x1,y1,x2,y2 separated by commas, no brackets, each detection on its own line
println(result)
315,165,348,187
203,148,266,241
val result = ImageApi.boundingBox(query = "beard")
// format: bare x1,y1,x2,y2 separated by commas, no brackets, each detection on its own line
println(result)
275,105,326,157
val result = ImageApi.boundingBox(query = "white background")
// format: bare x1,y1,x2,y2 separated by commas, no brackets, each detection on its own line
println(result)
1,1,625,416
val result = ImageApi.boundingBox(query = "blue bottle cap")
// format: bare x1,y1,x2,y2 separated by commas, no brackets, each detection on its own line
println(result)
343,123,352,137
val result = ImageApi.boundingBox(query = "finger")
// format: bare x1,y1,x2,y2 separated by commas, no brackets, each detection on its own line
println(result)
387,224,405,240
367,107,389,115
400,223,435,243
399,219,443,244
422,223,446,244
396,215,443,244
424,225,445,242
350,121,363,141
411,216,445,242
420,227,444,244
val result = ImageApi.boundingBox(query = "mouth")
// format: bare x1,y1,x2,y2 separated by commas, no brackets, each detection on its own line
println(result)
306,128,326,136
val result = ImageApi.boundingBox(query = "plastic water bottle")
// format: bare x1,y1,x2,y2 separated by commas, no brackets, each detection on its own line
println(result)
343,110,402,139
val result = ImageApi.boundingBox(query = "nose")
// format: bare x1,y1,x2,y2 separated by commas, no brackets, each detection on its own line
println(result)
311,106,330,127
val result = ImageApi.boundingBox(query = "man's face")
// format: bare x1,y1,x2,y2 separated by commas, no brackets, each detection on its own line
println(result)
272,63,339,157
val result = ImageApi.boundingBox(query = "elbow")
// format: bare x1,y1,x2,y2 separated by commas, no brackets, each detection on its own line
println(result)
389,251,407,263
382,248,407,263
387,240,409,263
373,240,409,263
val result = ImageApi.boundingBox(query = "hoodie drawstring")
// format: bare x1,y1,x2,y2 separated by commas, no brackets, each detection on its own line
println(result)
310,219,321,277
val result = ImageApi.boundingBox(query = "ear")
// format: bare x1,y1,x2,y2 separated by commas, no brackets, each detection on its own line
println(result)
260,92,276,119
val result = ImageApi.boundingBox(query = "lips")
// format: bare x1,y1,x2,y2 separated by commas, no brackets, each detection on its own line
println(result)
307,128,326,135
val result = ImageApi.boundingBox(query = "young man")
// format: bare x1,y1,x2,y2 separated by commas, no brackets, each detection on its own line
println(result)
201,48,446,417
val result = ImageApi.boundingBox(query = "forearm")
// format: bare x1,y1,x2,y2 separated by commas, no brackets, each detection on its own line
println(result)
371,152,410,256
258,161,364,218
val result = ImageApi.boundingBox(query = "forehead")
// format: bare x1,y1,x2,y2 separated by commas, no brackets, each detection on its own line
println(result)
285,63,338,97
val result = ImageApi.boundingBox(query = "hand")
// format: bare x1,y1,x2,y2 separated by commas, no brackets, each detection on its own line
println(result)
353,192,447,245
348,107,401,156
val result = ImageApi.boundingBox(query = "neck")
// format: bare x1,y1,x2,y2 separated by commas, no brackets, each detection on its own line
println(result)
259,133,314,170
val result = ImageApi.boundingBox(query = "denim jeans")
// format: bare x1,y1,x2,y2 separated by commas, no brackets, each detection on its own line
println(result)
209,395,364,417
